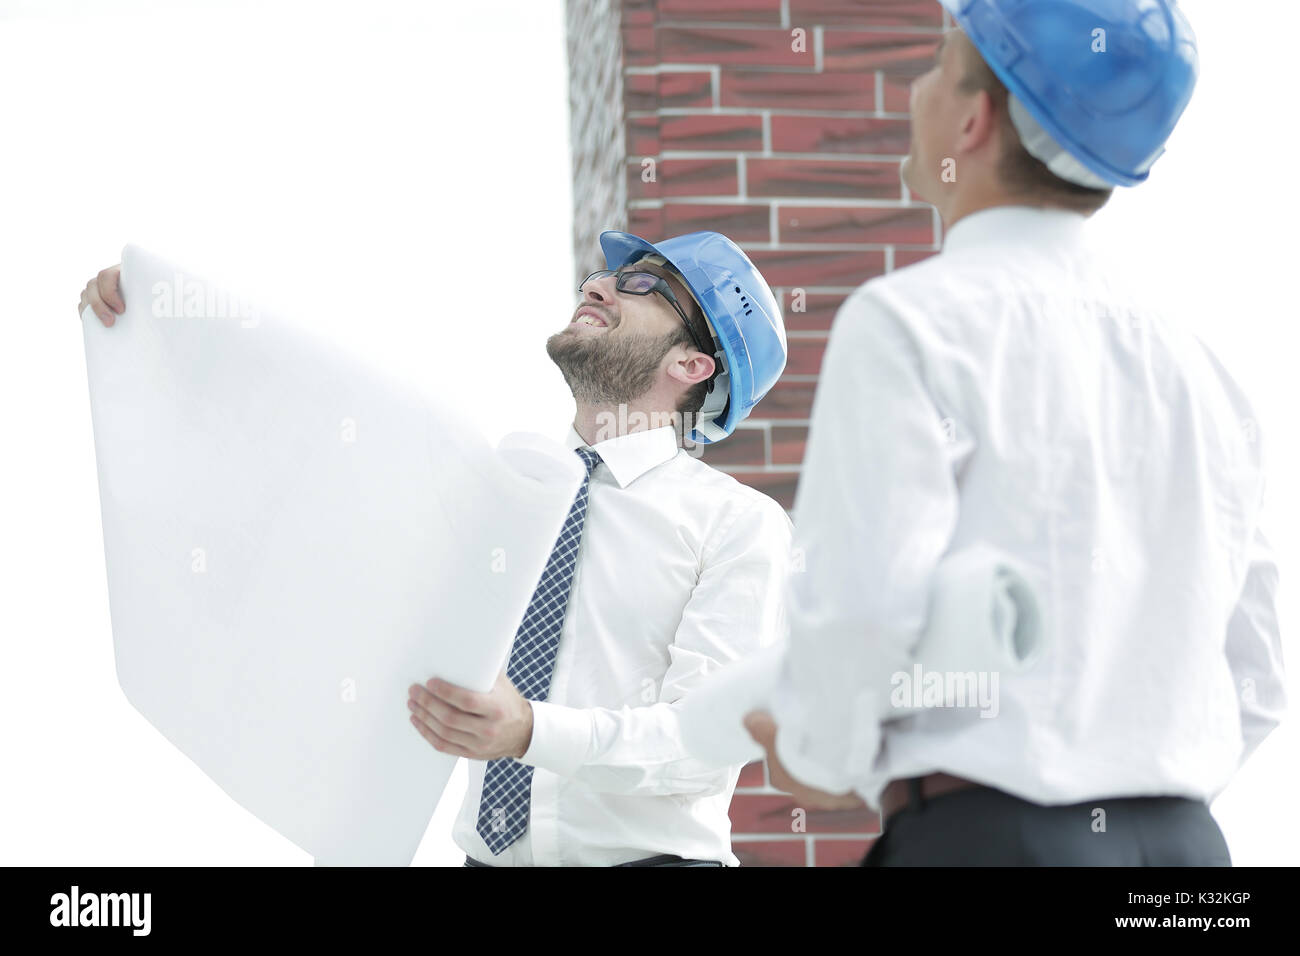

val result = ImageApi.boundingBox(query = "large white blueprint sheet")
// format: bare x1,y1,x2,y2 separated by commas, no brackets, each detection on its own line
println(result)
80,245,585,865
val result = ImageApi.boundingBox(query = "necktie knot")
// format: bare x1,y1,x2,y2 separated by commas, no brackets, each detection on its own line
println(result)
575,446,602,477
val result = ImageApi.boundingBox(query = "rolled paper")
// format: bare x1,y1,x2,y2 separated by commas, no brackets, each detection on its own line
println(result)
884,543,1045,719
677,640,788,768
678,544,1046,764
81,245,586,866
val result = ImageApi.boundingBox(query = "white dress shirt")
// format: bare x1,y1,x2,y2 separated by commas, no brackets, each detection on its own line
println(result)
770,205,1286,810
453,423,793,865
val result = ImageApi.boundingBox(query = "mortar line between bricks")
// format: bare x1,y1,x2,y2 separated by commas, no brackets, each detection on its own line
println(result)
625,65,726,74
653,244,928,255
657,150,911,161
631,107,910,117
779,286,862,293
631,197,923,210
652,21,942,34
730,833,881,841
656,70,920,84
697,241,931,251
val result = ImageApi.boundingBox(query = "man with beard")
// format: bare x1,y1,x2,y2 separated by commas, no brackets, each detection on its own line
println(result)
78,229,791,867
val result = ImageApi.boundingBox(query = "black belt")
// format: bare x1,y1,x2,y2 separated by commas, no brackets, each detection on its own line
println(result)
465,853,723,867
880,772,988,820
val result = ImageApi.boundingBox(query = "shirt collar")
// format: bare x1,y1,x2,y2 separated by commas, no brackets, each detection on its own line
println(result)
942,204,1088,255
565,423,680,489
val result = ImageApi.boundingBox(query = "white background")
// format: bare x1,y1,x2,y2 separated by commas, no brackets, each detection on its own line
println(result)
0,0,1294,866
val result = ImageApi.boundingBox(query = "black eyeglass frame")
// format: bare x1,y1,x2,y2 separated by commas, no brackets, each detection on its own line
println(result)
578,269,712,356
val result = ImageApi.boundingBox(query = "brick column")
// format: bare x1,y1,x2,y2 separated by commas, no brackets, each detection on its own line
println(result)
566,0,948,866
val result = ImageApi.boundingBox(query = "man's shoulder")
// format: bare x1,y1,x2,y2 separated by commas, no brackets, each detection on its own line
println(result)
666,450,792,526
819,256,962,360
829,251,967,333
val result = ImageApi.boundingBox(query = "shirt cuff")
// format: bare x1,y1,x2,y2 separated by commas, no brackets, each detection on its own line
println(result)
518,700,594,778
770,680,881,798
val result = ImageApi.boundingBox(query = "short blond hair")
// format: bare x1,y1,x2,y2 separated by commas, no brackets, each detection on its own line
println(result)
956,35,1114,214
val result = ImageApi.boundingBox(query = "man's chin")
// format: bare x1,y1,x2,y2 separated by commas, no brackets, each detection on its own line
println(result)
900,154,936,206
546,330,597,371
900,154,918,195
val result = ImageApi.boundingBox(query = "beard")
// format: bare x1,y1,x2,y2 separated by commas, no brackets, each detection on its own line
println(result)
546,326,682,406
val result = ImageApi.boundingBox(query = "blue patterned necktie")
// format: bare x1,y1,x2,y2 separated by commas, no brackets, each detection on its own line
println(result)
476,445,603,854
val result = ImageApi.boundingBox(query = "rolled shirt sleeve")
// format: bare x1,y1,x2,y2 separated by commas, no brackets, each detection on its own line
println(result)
1225,522,1287,768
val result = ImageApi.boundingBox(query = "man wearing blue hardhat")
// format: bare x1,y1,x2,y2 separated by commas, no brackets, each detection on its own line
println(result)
745,0,1284,866
79,231,794,867
433,229,792,866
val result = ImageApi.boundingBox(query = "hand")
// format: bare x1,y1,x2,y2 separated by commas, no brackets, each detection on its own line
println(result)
407,671,534,760
743,710,868,811
79,264,124,326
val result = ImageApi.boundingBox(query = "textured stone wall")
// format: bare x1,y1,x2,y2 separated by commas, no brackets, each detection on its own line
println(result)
565,0,629,283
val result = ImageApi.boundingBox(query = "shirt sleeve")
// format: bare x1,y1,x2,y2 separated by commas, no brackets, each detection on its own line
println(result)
518,494,794,795
769,285,965,796
1225,521,1287,768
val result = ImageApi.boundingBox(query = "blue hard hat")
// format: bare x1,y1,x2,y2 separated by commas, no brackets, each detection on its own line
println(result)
599,230,787,444
940,0,1199,187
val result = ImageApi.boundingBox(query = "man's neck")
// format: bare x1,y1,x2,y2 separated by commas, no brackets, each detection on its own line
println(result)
571,400,680,446
937,189,1080,234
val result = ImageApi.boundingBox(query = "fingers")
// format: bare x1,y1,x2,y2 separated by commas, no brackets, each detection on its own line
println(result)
408,697,478,749
408,682,485,740
79,265,122,326
98,264,125,312
408,713,469,757
82,280,112,326
742,710,778,749
426,676,491,715
408,686,474,735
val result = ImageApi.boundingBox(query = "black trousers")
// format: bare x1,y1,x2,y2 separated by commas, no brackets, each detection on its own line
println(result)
861,782,1232,866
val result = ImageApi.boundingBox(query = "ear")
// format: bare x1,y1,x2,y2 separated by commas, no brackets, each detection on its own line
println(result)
665,347,716,387
957,87,999,156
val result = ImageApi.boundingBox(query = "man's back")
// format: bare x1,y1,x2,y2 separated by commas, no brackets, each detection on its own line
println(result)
795,205,1284,807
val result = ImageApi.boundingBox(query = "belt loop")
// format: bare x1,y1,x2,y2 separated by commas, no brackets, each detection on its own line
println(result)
908,776,926,813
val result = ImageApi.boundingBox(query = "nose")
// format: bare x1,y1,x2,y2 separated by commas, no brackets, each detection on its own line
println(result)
581,271,618,303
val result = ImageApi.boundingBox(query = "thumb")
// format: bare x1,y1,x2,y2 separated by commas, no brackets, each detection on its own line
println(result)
743,709,777,748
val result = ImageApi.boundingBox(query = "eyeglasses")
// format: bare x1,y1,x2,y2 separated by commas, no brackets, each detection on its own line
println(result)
578,269,711,355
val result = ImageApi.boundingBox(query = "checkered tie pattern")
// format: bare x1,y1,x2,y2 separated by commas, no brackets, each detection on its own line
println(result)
476,445,603,854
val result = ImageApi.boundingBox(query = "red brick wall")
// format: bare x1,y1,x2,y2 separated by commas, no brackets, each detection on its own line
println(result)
568,0,949,865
